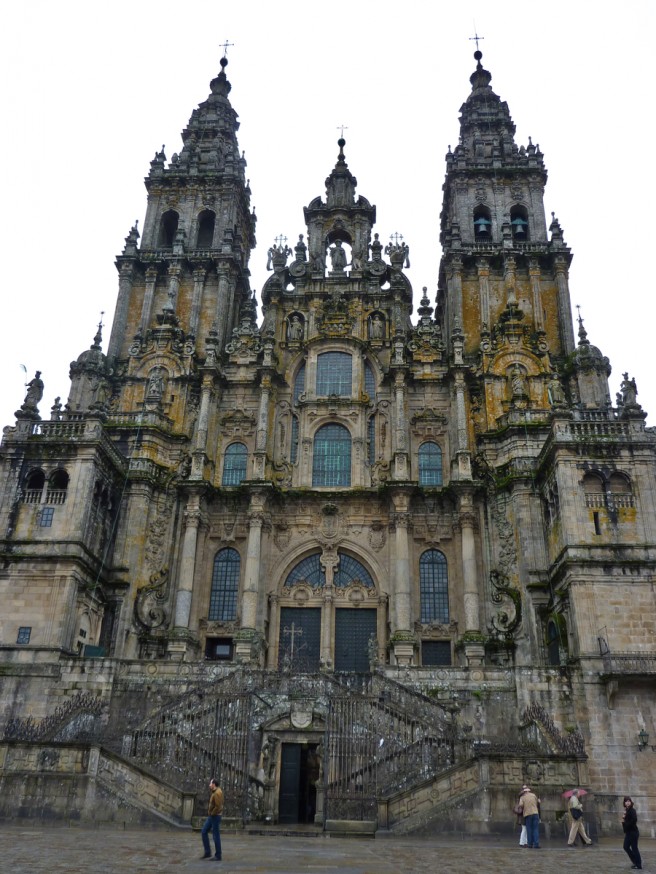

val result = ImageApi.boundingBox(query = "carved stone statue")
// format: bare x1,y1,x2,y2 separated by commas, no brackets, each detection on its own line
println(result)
509,364,527,400
23,371,44,411
547,372,565,406
294,234,307,262
329,240,347,273
621,372,638,406
147,371,165,400
287,315,303,342
370,313,384,340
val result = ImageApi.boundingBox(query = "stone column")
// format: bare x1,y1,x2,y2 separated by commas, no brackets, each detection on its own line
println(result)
189,265,207,337
446,256,463,330
191,374,215,480
392,371,409,480
504,255,517,306
477,258,490,330
173,500,202,630
554,256,575,354
166,262,182,313
529,258,544,333
108,262,134,359
253,378,270,480
215,265,232,349
236,493,268,662
390,493,414,665
139,267,158,334
458,491,483,665
320,549,338,669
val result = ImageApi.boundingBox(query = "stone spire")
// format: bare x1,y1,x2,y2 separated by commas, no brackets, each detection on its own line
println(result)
325,137,357,208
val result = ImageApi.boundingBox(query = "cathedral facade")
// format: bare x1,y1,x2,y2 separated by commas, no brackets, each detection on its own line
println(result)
1,52,654,834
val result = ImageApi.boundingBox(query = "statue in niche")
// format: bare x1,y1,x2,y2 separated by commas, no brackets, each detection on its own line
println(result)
23,371,44,411
311,249,326,272
370,313,384,340
509,364,528,400
621,372,638,406
147,370,165,400
329,240,347,273
287,315,303,342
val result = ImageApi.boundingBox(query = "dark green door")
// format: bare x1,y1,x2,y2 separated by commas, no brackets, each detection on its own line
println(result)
279,743,301,824
278,607,321,672
334,608,376,672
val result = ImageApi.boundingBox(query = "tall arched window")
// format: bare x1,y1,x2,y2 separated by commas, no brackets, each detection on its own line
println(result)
157,210,179,248
364,361,376,400
23,469,45,503
196,210,216,247
222,443,248,486
473,205,492,240
47,469,69,505
418,441,443,486
510,205,529,241
420,549,449,624
209,548,240,621
316,352,352,396
312,423,351,487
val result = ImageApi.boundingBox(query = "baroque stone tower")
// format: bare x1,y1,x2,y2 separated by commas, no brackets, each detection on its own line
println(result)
1,52,654,834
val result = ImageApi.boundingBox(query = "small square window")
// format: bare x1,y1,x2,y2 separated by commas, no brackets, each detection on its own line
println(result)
422,640,452,666
39,507,55,527
79,628,87,639
17,626,32,645
205,637,233,661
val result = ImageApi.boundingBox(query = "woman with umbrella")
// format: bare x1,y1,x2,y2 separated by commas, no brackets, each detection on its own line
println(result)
622,796,642,870
564,788,593,846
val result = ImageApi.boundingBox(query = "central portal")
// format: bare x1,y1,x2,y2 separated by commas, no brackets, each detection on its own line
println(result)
278,743,319,824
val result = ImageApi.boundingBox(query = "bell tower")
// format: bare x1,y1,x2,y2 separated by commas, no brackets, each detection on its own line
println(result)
438,50,575,436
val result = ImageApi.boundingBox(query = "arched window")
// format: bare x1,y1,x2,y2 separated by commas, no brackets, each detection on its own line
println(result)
312,423,351,487
546,619,561,666
48,469,69,505
290,415,300,464
157,210,179,248
582,472,605,508
420,549,449,624
209,548,240,621
334,553,374,588
510,205,529,241
608,472,634,508
473,205,492,240
222,443,248,486
367,415,376,466
316,352,352,396
418,442,443,486
24,469,45,503
364,361,376,400
196,210,215,248
284,553,325,588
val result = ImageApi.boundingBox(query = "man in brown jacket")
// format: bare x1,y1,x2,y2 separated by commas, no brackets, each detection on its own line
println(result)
518,786,541,849
201,778,224,861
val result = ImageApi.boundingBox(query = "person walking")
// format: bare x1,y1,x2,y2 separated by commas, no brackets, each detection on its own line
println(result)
567,789,593,846
622,796,642,870
200,777,224,861
518,785,541,848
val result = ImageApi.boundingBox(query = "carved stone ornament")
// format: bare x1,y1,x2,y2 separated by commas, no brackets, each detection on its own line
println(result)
135,568,169,631
219,408,257,437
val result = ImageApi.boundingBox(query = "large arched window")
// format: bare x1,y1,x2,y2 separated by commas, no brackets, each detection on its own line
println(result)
418,441,443,486
222,443,248,486
284,553,325,588
334,553,374,588
47,469,69,505
316,352,352,396
420,549,449,624
209,548,240,621
312,423,351,487
157,210,179,248
196,210,215,248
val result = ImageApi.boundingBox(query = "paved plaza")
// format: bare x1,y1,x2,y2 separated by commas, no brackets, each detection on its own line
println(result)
0,825,651,874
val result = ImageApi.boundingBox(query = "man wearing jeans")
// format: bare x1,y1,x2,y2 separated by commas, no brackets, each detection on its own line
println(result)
201,778,224,861
519,786,541,849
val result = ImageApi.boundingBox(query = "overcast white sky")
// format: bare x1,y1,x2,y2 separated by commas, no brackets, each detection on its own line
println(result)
0,1,653,430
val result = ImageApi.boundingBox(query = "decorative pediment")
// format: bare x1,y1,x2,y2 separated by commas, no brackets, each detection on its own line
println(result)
219,408,256,437
410,408,448,437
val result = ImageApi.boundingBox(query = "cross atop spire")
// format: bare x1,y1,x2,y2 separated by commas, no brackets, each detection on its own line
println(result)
469,30,484,52
220,40,234,58
337,124,348,139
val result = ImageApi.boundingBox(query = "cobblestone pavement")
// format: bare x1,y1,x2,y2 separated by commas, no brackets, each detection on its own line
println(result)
0,826,651,874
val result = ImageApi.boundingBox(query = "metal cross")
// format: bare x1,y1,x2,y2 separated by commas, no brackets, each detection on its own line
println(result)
282,623,303,658
469,31,484,51
389,232,404,246
220,40,234,58
274,234,288,248
337,125,348,138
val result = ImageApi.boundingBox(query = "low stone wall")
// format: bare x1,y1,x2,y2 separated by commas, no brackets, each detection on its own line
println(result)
0,742,193,826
